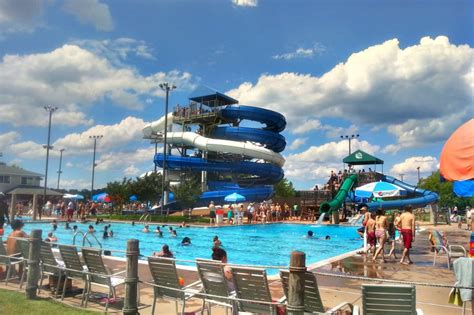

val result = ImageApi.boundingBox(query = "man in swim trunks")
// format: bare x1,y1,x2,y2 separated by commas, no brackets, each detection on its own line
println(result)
357,206,370,238
397,206,416,264
365,212,376,256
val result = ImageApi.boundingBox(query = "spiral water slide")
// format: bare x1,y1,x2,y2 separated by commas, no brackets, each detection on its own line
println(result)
143,105,286,204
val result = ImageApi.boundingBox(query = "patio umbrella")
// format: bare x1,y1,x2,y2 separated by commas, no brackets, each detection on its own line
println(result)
355,181,406,198
92,192,110,202
129,195,138,202
224,192,246,203
440,119,474,197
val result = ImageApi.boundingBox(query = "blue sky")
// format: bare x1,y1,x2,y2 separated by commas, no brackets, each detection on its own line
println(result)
0,0,472,190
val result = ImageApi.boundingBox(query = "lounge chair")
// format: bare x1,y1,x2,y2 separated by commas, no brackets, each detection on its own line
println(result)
17,239,30,289
148,256,200,315
353,284,423,315
429,230,467,269
58,244,88,304
81,248,126,311
0,238,23,286
280,270,353,314
196,258,235,314
38,241,65,297
230,266,277,315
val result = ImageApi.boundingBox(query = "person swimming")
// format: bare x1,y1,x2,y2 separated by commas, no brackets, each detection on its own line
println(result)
155,226,163,236
306,230,314,238
143,225,150,233
213,235,222,247
103,226,109,239
72,225,78,233
65,222,71,230
171,229,177,237
325,235,331,240
181,237,191,245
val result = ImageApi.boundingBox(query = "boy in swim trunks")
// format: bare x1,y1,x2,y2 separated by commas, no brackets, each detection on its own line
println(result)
397,206,416,264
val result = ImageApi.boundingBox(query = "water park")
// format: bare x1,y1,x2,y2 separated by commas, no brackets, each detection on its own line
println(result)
0,84,472,315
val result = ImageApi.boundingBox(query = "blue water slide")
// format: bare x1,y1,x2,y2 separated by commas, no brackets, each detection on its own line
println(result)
155,154,283,184
210,126,286,152
220,105,287,132
362,175,439,211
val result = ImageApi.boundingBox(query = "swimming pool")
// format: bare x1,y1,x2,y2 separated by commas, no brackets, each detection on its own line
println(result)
3,221,361,274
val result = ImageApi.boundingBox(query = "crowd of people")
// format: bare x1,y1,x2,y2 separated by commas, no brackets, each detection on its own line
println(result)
208,201,300,226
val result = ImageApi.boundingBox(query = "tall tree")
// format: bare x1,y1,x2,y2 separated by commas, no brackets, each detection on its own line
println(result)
106,177,132,212
171,175,201,210
130,172,163,203
274,177,296,198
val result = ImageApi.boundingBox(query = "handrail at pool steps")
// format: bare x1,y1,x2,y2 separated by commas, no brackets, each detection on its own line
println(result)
138,213,151,223
72,231,102,249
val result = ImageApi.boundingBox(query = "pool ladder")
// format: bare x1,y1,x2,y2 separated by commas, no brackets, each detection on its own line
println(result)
138,213,152,223
73,231,102,248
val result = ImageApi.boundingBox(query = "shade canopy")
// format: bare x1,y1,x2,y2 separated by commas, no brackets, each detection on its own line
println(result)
63,194,84,200
343,150,384,165
440,119,474,182
355,181,406,198
224,192,246,203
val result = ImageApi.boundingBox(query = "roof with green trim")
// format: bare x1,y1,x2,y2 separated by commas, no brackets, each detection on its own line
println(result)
343,150,384,165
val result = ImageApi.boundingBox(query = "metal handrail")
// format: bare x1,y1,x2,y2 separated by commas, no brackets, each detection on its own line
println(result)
72,231,86,245
82,231,102,248
138,213,151,223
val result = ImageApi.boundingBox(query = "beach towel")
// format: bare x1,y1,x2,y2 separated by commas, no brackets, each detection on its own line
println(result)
453,257,473,302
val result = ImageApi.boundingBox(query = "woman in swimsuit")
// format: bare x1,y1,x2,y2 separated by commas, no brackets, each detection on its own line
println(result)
373,209,388,262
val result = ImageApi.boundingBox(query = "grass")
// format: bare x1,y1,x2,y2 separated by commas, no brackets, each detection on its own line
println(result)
0,289,97,315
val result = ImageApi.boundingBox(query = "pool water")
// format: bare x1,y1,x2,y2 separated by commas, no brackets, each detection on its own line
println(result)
3,222,361,274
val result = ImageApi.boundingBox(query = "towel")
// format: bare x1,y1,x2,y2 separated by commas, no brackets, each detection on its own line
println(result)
453,257,474,302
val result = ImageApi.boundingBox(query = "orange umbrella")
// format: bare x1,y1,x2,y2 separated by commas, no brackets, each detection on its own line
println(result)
440,118,474,181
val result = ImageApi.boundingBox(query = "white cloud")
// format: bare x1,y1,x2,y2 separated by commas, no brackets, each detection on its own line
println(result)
390,156,439,175
0,131,20,147
124,164,141,176
63,0,113,31
0,44,196,127
292,119,322,134
65,162,74,168
59,178,91,190
71,38,155,66
284,139,379,182
232,0,258,7
273,44,326,60
9,140,52,159
95,147,155,172
54,116,149,154
288,138,307,150
228,36,473,151
0,0,46,35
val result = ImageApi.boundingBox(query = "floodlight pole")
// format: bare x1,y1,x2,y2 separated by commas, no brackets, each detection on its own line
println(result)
340,134,359,155
89,135,103,198
159,82,176,215
417,167,421,183
56,148,65,189
42,106,58,220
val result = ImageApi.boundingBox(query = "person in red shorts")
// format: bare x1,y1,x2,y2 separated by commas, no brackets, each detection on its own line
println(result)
397,206,416,264
365,212,376,256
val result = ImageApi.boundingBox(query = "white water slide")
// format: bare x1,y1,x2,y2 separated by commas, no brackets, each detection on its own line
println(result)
143,115,286,167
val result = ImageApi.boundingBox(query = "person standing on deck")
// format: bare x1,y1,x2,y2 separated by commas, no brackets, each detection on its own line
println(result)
397,206,416,264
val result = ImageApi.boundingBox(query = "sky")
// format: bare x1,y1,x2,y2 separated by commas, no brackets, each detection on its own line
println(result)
0,0,472,191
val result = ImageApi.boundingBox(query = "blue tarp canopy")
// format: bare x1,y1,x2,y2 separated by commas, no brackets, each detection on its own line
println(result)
453,180,474,197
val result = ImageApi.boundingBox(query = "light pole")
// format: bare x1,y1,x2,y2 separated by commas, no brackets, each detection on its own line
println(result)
417,167,421,183
56,148,65,189
89,135,103,198
42,106,58,219
340,134,359,155
159,82,176,214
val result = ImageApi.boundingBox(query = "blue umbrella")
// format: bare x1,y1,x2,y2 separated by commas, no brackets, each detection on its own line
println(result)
224,192,246,203
129,195,138,201
92,192,109,202
355,181,406,198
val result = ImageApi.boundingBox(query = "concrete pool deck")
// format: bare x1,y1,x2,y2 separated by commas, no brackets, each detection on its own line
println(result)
0,222,472,314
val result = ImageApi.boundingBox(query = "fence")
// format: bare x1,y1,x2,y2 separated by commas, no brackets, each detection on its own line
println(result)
1,229,472,315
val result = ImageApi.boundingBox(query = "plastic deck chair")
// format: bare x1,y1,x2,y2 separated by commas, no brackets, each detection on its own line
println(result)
429,230,467,269
38,242,65,297
58,245,88,305
147,256,200,315
17,239,30,289
280,270,353,314
81,248,126,311
196,258,236,315
0,238,23,286
230,266,277,315
353,284,423,315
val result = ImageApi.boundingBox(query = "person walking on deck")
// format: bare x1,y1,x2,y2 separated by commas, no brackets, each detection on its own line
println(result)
397,206,416,265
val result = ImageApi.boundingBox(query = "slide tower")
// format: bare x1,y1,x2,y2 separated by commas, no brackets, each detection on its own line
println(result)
143,87,286,205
